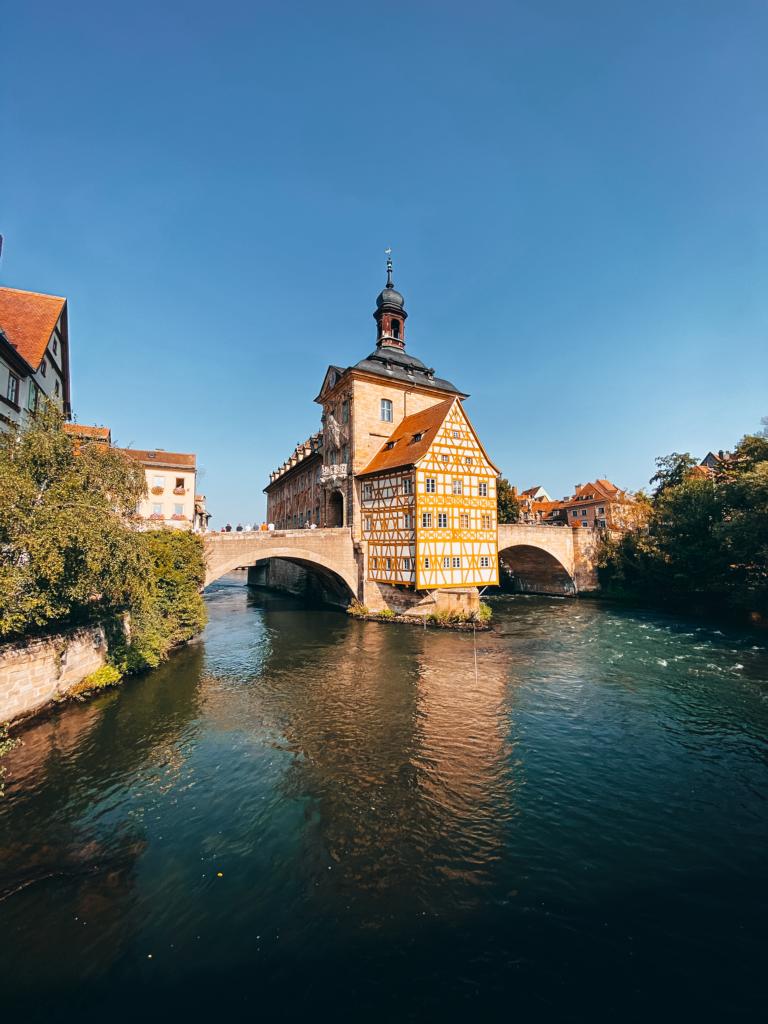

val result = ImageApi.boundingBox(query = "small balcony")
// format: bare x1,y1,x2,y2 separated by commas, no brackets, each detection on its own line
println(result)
173,486,186,495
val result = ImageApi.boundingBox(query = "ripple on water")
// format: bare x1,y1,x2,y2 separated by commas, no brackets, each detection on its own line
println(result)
1,584,767,1019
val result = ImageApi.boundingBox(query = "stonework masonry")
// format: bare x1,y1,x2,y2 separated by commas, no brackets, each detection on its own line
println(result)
0,622,123,724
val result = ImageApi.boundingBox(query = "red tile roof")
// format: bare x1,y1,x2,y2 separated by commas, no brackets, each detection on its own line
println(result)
63,423,111,442
359,398,455,476
0,286,66,371
119,448,196,470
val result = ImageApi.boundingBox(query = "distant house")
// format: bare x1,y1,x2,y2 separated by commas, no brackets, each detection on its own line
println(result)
121,448,199,531
63,423,112,449
556,479,637,530
520,485,551,502
63,423,210,532
0,286,71,430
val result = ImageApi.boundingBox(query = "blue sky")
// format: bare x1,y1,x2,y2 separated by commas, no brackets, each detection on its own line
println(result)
2,1,766,523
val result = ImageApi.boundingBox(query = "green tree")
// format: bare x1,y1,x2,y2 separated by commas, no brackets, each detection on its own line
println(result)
497,477,520,524
649,452,698,495
0,404,149,638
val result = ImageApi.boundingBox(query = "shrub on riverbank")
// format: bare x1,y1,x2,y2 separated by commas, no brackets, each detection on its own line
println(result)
598,424,768,619
0,406,207,670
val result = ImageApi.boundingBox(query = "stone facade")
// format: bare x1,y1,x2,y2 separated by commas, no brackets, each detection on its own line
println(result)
0,621,123,724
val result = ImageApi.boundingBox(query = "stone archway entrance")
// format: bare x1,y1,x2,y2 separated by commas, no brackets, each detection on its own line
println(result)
327,490,344,528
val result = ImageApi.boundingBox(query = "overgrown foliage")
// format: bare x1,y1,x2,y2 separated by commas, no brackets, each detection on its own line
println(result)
599,425,768,618
497,477,520,524
0,405,147,638
0,405,207,672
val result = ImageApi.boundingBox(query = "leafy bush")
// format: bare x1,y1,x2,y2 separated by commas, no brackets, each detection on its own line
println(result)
70,664,122,696
476,602,493,624
377,608,397,620
346,601,370,618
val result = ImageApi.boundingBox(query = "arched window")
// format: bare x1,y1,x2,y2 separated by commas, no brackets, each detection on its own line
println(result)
391,318,400,340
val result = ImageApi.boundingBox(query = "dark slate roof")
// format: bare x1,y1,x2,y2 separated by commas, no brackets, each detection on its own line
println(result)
351,344,465,396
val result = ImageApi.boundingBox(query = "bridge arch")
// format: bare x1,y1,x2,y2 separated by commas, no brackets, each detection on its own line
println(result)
203,533,359,605
499,544,576,596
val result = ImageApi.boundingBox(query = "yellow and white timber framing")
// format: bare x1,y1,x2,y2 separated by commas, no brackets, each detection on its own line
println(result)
360,398,499,589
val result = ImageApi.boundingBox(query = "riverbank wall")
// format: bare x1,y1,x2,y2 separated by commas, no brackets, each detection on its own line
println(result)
0,622,121,725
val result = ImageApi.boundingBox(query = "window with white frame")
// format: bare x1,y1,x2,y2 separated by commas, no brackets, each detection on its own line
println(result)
480,556,491,568
421,512,432,528
481,514,492,529
403,513,413,529
441,454,449,462
424,556,431,569
152,503,162,515
365,517,372,531
452,429,460,438
437,512,448,528
425,477,436,493
443,556,450,568
403,477,413,494
371,557,377,569
460,513,469,529
452,556,461,568
465,456,473,464
571,509,578,517
452,479,462,495
478,481,488,497
402,557,410,570
385,557,391,570
363,483,372,500
381,399,393,422
6,373,19,404
40,359,47,377
581,508,587,517
153,476,165,489
174,503,184,516
598,506,605,514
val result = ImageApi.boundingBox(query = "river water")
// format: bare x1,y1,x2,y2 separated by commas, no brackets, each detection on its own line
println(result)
1,577,767,1021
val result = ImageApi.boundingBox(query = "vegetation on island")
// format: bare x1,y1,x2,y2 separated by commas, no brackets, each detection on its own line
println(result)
347,599,493,629
0,405,207,679
598,421,768,619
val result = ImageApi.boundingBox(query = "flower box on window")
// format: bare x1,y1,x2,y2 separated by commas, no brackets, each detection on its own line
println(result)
173,486,186,495
171,514,188,521
151,486,164,495
149,512,164,520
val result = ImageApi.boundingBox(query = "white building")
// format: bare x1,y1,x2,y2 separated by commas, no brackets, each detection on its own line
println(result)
0,287,70,431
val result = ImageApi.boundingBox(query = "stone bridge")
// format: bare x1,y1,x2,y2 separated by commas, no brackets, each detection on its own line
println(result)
204,522,602,605
497,524,600,594
203,528,359,596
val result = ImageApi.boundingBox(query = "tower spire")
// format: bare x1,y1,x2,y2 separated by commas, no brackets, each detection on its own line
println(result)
385,247,393,288
373,248,407,351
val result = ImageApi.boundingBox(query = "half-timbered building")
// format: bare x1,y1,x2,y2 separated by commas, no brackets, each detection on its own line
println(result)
264,253,500,596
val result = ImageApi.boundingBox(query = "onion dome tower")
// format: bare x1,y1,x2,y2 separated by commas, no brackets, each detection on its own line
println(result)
374,249,407,351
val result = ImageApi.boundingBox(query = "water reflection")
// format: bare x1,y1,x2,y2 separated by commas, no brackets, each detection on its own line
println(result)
1,580,767,1021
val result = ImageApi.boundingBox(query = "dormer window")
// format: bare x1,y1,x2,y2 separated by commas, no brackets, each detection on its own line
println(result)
391,318,400,340
40,359,47,377
385,441,396,450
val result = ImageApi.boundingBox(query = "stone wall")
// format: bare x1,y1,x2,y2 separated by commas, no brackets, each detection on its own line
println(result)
0,622,118,725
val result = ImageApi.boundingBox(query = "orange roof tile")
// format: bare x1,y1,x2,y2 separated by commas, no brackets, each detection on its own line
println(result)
63,423,111,442
0,287,66,371
359,398,455,476
119,448,196,470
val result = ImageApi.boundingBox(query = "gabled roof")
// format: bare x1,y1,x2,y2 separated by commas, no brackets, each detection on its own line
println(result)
359,398,455,477
0,286,66,371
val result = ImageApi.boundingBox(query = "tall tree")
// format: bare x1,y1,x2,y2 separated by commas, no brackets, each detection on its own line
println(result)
0,404,149,638
497,477,520,524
